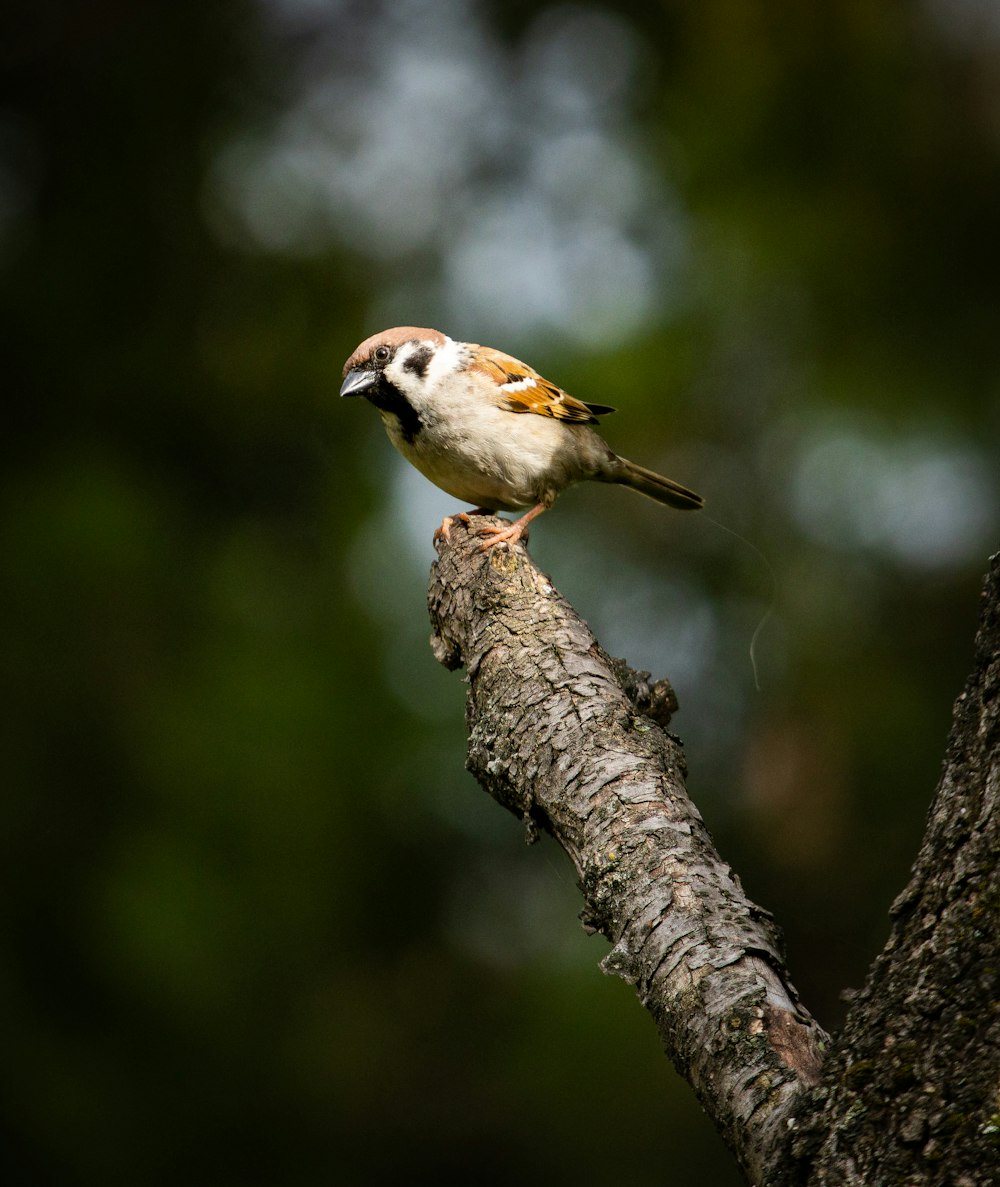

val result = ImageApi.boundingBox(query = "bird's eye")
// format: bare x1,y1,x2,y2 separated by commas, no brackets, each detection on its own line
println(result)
374,345,390,363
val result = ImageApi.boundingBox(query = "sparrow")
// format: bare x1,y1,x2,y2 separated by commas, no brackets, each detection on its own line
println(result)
340,326,703,549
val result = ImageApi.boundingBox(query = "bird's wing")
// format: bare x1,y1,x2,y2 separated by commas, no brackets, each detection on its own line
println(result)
468,346,614,424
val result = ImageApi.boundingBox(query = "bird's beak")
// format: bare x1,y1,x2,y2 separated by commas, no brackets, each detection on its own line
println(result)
340,368,376,398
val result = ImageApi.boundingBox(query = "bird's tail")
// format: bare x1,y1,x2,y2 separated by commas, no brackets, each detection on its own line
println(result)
608,456,704,511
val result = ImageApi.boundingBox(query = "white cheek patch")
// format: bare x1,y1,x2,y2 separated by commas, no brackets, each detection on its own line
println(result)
424,335,464,387
385,343,426,384
385,336,463,396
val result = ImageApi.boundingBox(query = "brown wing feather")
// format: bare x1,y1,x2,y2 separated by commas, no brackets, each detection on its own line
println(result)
468,347,604,424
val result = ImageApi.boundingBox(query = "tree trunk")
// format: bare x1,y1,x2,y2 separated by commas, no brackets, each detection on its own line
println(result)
800,553,1000,1186
426,520,999,1186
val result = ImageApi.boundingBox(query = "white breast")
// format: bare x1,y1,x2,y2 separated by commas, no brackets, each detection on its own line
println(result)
382,388,606,510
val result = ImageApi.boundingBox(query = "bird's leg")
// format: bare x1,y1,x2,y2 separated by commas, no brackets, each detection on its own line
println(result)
434,508,497,544
475,502,548,551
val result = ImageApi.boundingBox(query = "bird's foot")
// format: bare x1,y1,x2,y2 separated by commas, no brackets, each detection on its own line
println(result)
434,509,496,545
434,515,459,544
474,503,547,551
475,520,529,551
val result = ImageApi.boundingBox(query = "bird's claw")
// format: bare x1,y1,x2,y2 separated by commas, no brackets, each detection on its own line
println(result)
435,509,527,551
476,522,528,551
434,511,476,545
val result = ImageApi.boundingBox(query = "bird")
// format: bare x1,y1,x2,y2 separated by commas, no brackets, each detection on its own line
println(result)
340,326,703,549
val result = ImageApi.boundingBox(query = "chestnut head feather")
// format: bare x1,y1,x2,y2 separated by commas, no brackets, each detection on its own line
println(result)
342,326,448,376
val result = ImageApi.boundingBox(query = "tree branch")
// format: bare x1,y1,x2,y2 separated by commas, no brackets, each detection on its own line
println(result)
427,517,829,1185
801,552,1000,1186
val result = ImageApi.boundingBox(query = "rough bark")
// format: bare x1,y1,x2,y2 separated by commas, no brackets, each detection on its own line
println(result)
427,518,828,1185
426,520,1000,1185
798,553,1000,1186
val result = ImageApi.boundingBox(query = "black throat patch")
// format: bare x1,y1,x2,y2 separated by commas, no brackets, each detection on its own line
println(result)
366,377,423,444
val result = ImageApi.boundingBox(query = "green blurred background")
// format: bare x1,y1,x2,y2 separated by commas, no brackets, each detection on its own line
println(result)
3,1,998,1182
